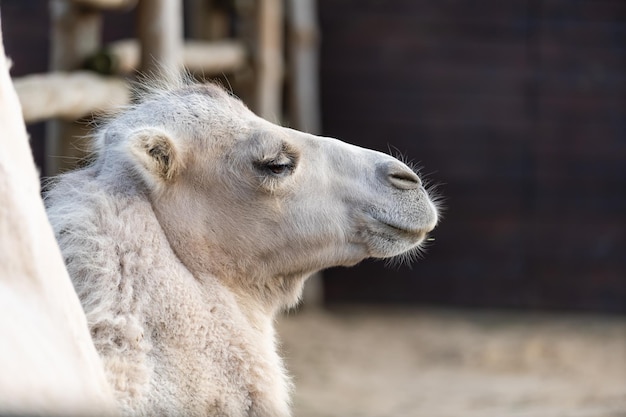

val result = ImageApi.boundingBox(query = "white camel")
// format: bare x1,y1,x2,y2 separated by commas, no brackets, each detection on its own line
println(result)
1,36,439,412
43,78,439,416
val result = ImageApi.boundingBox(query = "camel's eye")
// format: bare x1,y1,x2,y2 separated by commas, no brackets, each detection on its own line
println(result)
265,162,293,175
256,154,296,177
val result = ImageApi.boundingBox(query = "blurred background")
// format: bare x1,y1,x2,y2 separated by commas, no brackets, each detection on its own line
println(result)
3,0,625,416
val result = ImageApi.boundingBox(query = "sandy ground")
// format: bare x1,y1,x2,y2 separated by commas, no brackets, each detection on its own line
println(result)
277,307,626,417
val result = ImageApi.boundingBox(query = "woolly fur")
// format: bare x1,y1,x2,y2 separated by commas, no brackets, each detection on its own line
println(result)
46,165,291,417
45,78,438,417
46,81,292,417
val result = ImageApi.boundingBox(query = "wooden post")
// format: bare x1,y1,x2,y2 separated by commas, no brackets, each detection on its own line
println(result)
46,0,102,176
137,0,184,83
188,0,230,41
100,39,246,75
287,0,321,134
256,0,284,123
15,72,130,123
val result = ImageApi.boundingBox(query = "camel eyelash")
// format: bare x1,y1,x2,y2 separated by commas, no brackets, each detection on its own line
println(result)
256,157,296,177
255,144,299,177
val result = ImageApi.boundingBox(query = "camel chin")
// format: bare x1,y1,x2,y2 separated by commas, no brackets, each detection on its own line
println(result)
362,187,439,259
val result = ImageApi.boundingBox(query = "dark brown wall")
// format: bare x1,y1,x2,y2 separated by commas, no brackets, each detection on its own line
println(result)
319,0,626,313
3,1,50,169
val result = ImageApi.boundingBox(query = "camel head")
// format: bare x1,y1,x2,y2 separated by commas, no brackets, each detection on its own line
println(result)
98,82,439,310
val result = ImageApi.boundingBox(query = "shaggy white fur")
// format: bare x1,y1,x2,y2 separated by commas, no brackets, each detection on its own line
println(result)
45,80,438,416
47,170,289,416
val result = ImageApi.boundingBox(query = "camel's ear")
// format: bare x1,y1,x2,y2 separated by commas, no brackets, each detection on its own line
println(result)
129,128,183,182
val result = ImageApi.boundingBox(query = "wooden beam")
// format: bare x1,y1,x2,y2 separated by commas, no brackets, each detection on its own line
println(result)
137,0,184,82
255,0,284,122
188,0,230,40
104,39,247,75
14,72,130,123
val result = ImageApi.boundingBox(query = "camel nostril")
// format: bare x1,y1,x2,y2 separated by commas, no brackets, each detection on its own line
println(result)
387,168,421,190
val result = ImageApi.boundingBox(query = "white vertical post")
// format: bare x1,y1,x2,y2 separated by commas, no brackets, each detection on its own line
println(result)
256,0,283,123
137,0,184,83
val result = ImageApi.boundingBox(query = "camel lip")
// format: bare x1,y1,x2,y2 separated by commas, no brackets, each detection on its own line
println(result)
373,218,428,240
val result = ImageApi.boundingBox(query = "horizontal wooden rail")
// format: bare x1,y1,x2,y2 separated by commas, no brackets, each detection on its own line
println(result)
13,72,130,123
104,39,248,75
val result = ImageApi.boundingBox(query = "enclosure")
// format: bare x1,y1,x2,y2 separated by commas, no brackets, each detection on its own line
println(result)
2,0,625,416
